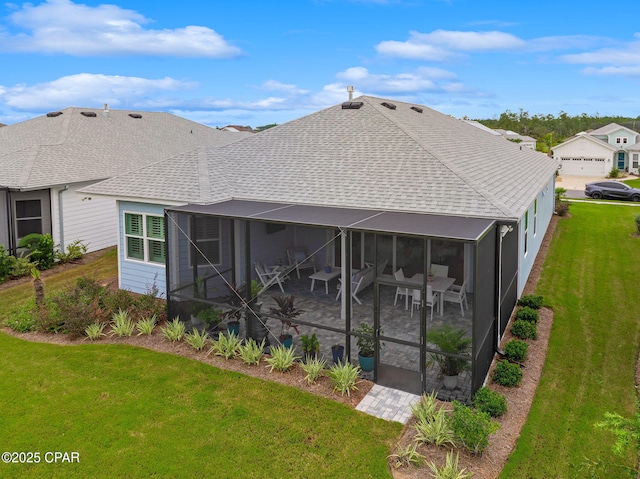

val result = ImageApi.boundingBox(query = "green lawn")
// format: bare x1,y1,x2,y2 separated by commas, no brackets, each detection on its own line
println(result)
624,178,640,188
501,202,640,478
0,251,401,478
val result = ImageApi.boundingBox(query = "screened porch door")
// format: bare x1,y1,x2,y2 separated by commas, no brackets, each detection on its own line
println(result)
375,280,423,395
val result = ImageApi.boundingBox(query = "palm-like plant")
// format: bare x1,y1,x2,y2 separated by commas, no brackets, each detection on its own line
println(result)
426,325,471,376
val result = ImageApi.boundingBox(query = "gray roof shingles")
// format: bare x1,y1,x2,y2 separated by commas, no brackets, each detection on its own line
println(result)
84,96,557,220
0,107,251,189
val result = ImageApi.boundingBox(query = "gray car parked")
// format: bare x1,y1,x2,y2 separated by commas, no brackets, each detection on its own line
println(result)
584,181,640,201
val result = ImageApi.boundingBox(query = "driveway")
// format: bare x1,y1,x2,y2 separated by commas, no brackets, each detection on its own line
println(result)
556,175,606,199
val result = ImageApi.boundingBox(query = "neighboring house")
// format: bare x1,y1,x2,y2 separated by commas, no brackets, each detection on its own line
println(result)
221,125,255,133
494,129,537,150
463,121,536,149
553,122,640,176
0,106,252,255
83,96,557,398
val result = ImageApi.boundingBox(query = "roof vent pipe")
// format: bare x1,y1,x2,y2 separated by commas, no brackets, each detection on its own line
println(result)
103,103,110,118
347,85,354,101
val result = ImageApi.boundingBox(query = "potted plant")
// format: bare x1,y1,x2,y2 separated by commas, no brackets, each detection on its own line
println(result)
426,325,472,389
331,344,344,363
269,295,303,348
300,333,320,360
198,306,223,333
354,322,375,372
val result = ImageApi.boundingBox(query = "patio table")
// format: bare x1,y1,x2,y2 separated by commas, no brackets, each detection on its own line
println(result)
407,273,455,316
309,267,342,294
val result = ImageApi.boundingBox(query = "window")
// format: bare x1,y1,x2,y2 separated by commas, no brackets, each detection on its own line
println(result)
190,216,221,267
616,137,622,144
633,154,638,169
533,199,537,237
15,199,42,239
124,212,165,264
624,138,628,144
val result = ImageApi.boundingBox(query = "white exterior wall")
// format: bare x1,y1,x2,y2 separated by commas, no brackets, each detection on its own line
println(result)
554,137,613,176
517,174,556,295
51,181,118,253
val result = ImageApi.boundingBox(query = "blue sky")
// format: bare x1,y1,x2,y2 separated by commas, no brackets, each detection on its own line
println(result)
1,0,640,128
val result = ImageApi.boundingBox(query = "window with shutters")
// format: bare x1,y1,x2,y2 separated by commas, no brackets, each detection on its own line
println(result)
124,212,165,264
190,216,221,267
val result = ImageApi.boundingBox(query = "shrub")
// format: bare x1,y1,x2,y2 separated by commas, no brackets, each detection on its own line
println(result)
388,442,425,469
136,314,157,335
300,356,326,385
10,255,34,278
411,391,439,423
0,245,12,281
636,215,640,234
29,233,55,270
55,239,88,264
517,294,544,309
511,319,538,340
84,322,107,340
327,360,361,396
110,309,135,337
102,289,136,316
48,286,106,338
504,339,529,362
426,451,473,479
515,306,539,323
414,407,456,447
555,201,570,216
472,387,507,418
161,318,186,342
608,167,620,178
184,328,210,351
208,332,242,360
238,338,265,365
5,300,38,332
493,360,523,387
450,401,500,454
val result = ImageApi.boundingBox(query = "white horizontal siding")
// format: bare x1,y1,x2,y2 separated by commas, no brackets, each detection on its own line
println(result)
51,182,118,253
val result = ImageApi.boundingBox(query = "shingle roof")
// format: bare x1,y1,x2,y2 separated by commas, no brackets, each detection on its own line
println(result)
589,122,637,136
0,107,252,189
84,96,558,220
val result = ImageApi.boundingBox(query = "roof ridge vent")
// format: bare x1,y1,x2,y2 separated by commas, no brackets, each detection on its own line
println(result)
341,101,363,110
410,106,423,113
128,113,142,119
80,111,97,117
381,102,396,110
46,111,63,117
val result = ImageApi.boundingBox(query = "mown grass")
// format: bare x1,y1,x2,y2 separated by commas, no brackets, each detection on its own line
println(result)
500,202,640,478
0,249,401,478
623,178,640,188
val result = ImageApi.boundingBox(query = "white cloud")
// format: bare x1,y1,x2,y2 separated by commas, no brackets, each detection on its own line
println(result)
335,66,457,93
1,0,242,57
260,80,309,95
582,66,640,76
376,30,525,61
0,73,196,110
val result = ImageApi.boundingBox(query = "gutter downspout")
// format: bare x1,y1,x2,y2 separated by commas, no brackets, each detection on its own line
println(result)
1,187,13,254
497,224,513,349
58,185,69,251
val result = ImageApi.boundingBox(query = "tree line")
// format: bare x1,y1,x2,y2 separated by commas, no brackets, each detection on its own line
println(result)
475,109,640,152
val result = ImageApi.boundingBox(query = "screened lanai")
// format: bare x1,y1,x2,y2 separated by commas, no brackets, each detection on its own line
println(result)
164,199,501,401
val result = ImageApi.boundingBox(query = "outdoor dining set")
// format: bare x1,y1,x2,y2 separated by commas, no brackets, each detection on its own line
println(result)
253,248,468,318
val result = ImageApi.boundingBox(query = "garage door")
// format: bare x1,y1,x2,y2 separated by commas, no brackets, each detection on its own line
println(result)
558,157,606,176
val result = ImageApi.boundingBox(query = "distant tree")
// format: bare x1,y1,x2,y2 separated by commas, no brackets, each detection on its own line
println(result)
255,123,278,132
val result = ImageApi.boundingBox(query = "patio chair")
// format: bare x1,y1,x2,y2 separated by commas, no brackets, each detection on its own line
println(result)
442,277,468,316
254,261,285,293
430,263,449,277
410,285,438,320
393,268,410,309
287,247,316,279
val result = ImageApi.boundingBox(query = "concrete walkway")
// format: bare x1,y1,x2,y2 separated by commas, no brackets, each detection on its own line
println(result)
356,384,421,424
